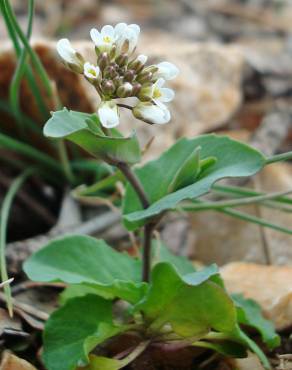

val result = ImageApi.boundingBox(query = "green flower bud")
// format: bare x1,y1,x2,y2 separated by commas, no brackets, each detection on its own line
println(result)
138,83,153,102
124,69,135,82
115,53,128,67
136,71,153,84
101,79,116,95
117,82,133,98
98,52,109,71
132,83,142,96
103,65,118,79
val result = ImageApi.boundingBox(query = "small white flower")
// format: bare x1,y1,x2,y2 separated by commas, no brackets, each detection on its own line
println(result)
83,62,100,80
140,78,175,105
114,23,140,54
57,38,81,65
155,61,179,80
98,101,119,128
133,102,171,125
90,25,115,52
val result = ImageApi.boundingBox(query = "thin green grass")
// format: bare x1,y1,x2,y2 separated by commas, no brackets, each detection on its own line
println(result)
0,168,34,316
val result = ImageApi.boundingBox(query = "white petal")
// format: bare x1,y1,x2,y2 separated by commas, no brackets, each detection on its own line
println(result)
137,54,147,64
158,88,175,103
133,102,171,124
98,102,119,128
90,28,101,44
155,78,165,88
114,23,127,37
129,24,140,37
156,61,179,80
57,38,78,64
101,25,114,37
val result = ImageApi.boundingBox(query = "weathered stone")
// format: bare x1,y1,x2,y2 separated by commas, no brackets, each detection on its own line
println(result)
221,262,292,330
0,352,37,370
232,352,265,370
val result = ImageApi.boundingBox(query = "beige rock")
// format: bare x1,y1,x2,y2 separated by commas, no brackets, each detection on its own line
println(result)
232,352,265,370
189,161,292,266
0,352,37,370
221,262,292,330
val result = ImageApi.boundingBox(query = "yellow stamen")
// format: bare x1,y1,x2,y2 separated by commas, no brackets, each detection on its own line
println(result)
153,88,162,99
103,36,111,43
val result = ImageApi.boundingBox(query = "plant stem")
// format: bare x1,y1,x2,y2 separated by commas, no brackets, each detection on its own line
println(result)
266,151,292,164
142,223,154,282
57,140,75,184
116,161,150,209
181,189,292,212
111,160,153,282
0,168,34,316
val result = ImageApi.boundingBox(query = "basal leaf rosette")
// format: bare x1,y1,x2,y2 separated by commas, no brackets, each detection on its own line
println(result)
43,108,141,164
122,134,266,230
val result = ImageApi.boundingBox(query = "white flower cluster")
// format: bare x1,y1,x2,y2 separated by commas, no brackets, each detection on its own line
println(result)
57,23,179,129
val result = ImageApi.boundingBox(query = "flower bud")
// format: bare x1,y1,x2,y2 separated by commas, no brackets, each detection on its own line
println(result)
117,82,133,98
101,79,116,95
115,53,128,66
136,71,153,84
103,65,118,79
109,44,117,59
132,83,142,96
138,83,153,102
128,54,147,73
124,69,135,82
143,65,159,75
98,52,109,71
113,76,124,88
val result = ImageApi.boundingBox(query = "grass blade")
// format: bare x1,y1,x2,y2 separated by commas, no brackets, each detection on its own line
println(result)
0,168,34,316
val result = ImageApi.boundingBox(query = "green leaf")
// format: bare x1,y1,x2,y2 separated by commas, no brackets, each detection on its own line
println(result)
193,340,247,358
152,241,196,275
135,262,237,337
43,295,120,370
122,135,265,230
24,235,146,304
232,294,280,349
168,146,202,192
59,284,109,305
44,108,141,164
81,355,123,370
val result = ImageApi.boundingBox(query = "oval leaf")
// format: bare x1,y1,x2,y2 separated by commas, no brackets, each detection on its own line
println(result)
23,235,146,304
122,135,265,230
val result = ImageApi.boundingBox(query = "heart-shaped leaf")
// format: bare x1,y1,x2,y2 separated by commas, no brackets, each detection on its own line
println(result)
44,108,141,164
135,262,237,337
43,295,122,370
122,135,265,230
23,235,146,304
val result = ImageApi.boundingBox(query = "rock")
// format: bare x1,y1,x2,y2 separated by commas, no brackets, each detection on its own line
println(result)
221,262,292,330
256,163,292,265
189,159,292,266
0,352,38,370
232,352,265,370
